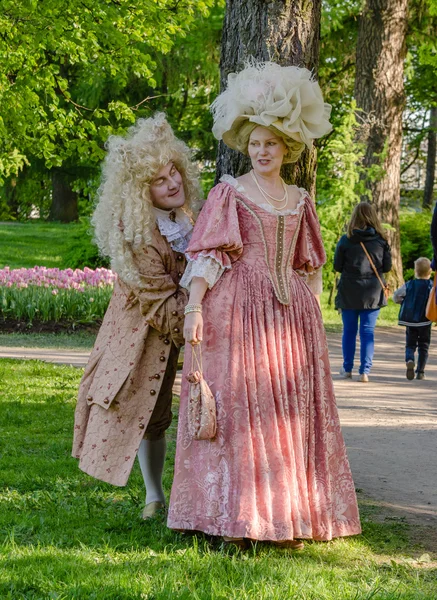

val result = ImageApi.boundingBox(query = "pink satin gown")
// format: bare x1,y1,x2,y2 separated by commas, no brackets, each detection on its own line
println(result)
167,180,361,541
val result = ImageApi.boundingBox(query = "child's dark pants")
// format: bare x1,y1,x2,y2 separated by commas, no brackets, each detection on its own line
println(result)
405,324,432,373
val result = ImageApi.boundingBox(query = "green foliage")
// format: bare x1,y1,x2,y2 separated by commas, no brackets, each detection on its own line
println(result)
1,358,436,599
1,165,52,221
319,0,359,146
401,1,437,189
317,101,369,288
152,1,224,162
399,210,433,271
0,0,215,179
0,0,221,218
61,218,109,270
417,1,437,73
0,194,12,221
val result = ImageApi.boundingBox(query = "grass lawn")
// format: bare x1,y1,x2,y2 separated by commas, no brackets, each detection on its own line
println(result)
0,332,97,350
0,222,83,269
1,359,436,599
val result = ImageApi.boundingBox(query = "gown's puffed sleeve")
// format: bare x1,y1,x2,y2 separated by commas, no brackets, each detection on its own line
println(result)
293,195,326,295
180,183,243,290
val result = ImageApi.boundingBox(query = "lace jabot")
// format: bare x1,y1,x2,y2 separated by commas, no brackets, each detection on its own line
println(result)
220,174,306,216
153,206,193,253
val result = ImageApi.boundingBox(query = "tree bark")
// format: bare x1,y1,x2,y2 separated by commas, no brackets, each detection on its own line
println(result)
354,0,408,287
423,106,437,209
50,168,78,222
216,0,322,195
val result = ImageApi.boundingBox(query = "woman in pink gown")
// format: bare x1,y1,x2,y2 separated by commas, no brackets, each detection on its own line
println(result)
167,62,361,546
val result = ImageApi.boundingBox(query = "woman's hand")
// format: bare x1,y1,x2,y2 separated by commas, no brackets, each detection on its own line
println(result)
184,311,203,345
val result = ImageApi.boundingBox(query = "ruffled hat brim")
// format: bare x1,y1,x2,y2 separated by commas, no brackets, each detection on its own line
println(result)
211,62,332,154
221,115,316,154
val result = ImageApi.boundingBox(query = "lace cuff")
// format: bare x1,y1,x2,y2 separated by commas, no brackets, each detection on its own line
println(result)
180,255,227,290
296,267,323,295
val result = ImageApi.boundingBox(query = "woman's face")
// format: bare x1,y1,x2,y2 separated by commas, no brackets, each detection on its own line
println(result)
248,126,287,176
150,161,185,210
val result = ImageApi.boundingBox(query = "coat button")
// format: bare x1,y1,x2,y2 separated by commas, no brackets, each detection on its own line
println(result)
86,395,92,401
154,374,160,379
160,356,166,362
177,255,184,261
173,327,180,333
178,272,183,277
150,389,156,395
103,398,109,404
164,339,170,345
139,423,145,429
172,310,178,316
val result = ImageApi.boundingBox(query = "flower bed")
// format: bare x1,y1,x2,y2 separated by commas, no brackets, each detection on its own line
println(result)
0,267,116,324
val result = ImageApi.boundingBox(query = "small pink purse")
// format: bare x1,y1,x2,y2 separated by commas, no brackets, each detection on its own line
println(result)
186,344,216,440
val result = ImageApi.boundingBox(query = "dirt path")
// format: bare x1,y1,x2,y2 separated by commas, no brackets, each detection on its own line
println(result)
1,327,436,533
328,328,437,533
0,346,91,366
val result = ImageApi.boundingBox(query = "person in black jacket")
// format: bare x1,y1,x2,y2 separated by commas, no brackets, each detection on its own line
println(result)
334,202,392,382
393,257,433,380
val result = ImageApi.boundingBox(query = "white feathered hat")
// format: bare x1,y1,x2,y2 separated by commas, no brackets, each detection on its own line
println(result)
211,61,332,160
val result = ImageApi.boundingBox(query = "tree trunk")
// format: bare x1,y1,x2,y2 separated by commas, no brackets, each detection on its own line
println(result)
354,0,408,288
216,0,322,195
50,169,78,222
423,106,437,210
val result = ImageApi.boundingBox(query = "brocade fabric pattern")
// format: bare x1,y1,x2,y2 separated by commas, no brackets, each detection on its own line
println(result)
72,227,188,486
167,181,361,541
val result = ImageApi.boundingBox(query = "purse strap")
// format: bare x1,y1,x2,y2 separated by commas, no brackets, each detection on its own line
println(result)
191,343,203,373
360,241,388,295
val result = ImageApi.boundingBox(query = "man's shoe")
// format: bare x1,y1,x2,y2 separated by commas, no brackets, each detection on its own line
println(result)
339,368,352,379
406,360,415,380
271,539,305,551
416,372,425,380
358,373,369,383
142,501,165,520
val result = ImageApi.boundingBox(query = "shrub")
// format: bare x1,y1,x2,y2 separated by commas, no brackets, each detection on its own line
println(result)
62,218,110,270
399,210,433,271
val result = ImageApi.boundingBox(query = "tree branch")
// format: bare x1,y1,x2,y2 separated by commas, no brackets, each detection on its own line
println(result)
129,94,166,110
401,146,421,175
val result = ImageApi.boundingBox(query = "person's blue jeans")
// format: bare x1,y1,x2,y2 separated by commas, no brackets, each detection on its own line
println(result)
341,309,380,374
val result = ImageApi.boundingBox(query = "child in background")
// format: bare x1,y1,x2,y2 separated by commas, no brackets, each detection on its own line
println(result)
393,257,433,380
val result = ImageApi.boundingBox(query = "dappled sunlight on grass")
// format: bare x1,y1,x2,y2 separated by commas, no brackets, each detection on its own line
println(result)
0,332,97,350
0,222,85,270
0,359,436,599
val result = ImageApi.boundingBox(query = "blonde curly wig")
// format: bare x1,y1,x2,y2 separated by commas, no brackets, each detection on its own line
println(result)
92,113,202,287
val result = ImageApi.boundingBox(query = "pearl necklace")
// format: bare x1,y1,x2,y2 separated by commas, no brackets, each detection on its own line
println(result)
250,170,289,211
